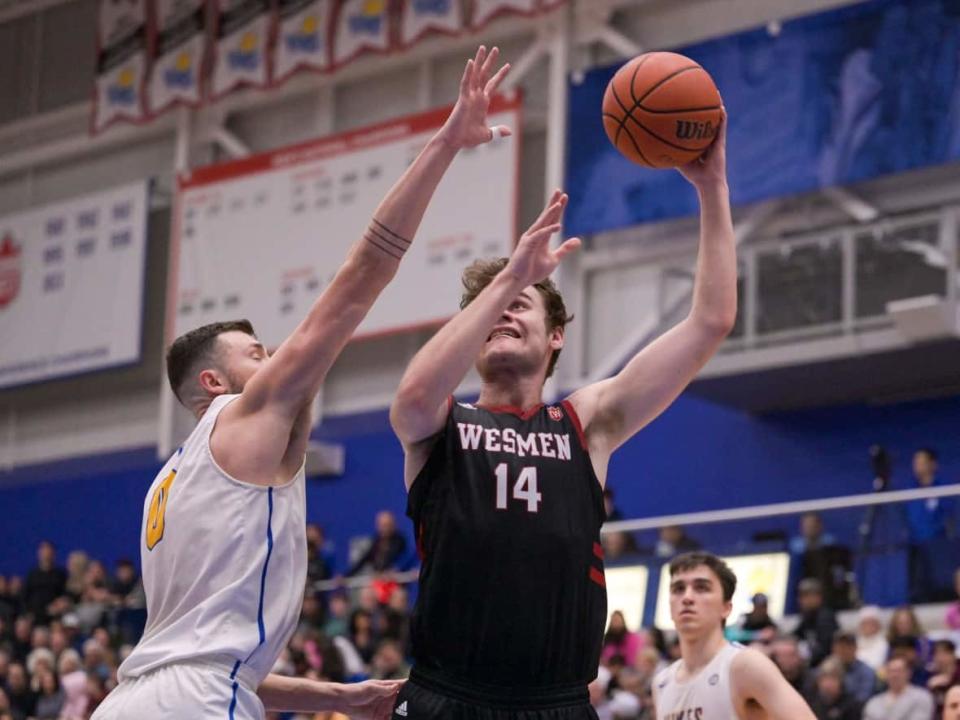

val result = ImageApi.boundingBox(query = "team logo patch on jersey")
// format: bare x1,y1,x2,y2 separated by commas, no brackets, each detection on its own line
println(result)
709,673,719,685
548,405,563,421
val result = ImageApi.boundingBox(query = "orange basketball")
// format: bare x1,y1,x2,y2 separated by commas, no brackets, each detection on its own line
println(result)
602,51,722,169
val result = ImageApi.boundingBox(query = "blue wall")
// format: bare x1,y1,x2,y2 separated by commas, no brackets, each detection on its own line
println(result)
1,393,958,580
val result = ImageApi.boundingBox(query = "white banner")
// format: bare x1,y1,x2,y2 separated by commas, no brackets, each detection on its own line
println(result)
92,0,149,132
0,182,150,389
332,0,390,67
147,0,208,115
469,0,536,29
274,0,332,83
400,0,462,47
210,0,272,98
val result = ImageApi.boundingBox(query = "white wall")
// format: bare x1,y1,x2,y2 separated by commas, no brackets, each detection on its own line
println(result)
3,0,933,469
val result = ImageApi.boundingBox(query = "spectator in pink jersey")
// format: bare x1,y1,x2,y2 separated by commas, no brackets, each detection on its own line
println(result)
946,568,960,630
601,611,643,667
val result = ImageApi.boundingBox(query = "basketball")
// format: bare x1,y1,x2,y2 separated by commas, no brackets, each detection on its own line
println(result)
602,51,722,168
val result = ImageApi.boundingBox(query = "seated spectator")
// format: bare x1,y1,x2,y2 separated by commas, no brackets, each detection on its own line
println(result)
23,542,66,625
371,639,409,680
807,656,862,720
0,688,12,720
602,530,642,561
771,636,814,696
348,609,378,667
306,524,336,586
0,578,16,626
793,578,839,667
9,618,31,664
906,447,956,603
382,587,410,650
108,559,143,608
890,636,931,687
63,551,89,604
57,649,88,720
945,684,960,720
323,591,350,639
831,630,877,704
346,511,408,577
297,591,325,633
947,569,960,631
929,640,960,717
654,525,700,559
602,611,643,667
3,664,34,720
855,605,889,671
31,668,63,720
863,656,934,720
740,593,778,641
888,606,932,665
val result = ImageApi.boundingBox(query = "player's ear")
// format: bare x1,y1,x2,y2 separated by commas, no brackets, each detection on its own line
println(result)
198,368,229,396
721,600,733,622
548,324,564,351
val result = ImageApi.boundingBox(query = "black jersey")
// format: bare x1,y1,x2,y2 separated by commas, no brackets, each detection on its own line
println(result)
407,399,607,694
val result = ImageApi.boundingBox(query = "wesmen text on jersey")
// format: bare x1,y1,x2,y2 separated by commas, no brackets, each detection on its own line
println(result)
407,400,607,691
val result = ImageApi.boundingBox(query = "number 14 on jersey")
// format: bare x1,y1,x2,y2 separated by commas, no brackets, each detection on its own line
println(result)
494,463,542,513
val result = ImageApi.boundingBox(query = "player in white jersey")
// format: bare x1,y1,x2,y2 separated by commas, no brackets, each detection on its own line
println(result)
653,552,815,720
92,45,513,720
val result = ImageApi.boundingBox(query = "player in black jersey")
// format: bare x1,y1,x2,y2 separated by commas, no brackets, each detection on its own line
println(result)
390,74,736,718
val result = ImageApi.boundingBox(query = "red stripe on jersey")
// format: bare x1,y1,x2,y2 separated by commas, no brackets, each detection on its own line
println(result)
593,542,604,560
589,566,606,588
560,400,588,451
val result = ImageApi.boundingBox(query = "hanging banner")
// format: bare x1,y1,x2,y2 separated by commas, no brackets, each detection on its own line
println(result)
147,0,209,115
332,0,391,67
468,0,536,29
92,0,149,132
210,0,273,98
274,0,333,83
399,0,462,48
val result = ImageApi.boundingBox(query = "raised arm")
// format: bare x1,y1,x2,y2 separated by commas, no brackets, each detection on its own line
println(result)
390,192,580,461
238,47,512,420
730,649,816,720
567,113,736,479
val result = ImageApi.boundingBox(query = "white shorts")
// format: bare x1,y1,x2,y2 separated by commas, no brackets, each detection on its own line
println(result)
92,658,264,720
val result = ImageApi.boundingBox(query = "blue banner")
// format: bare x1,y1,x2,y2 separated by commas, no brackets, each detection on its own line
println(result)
565,0,960,237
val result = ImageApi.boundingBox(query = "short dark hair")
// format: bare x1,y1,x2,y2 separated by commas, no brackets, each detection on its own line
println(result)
669,551,737,602
934,639,957,654
165,320,255,400
833,630,856,646
460,258,573,378
916,447,938,461
890,635,919,651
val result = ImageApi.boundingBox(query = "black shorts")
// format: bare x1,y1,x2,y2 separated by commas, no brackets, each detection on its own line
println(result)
395,669,599,720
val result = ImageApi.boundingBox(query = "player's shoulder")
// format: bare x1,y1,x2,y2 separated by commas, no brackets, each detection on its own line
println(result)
729,644,782,685
653,658,679,691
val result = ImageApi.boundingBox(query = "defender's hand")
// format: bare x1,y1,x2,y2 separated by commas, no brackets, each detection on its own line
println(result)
438,46,512,150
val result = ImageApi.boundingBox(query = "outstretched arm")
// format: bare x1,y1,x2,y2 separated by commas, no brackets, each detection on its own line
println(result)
730,649,816,720
213,48,512,480
258,675,401,719
567,113,736,480
391,192,580,465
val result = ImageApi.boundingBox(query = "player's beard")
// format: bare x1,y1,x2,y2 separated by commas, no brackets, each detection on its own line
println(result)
221,366,248,395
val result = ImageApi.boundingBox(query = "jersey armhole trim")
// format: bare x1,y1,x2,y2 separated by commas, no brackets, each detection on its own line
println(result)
560,399,589,452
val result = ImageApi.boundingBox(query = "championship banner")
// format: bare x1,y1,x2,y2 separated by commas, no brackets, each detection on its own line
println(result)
332,0,391,68
399,0,462,48
273,0,332,83
0,181,150,389
468,0,536,30
92,0,149,132
147,0,209,115
210,0,273,98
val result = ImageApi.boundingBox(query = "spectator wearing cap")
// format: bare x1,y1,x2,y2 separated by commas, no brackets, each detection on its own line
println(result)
831,630,877,704
740,593,778,641
929,640,960,717
863,656,933,720
944,685,960,720
793,578,839,667
855,605,889,671
807,656,862,720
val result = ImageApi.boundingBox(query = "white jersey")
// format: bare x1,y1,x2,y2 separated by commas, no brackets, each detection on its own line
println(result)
119,394,307,687
654,642,743,720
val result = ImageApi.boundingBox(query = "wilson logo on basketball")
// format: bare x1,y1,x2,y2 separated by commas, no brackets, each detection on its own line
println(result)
0,233,22,310
675,120,717,141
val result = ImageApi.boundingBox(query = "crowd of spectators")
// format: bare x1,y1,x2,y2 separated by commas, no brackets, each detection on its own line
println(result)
3,477,959,720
